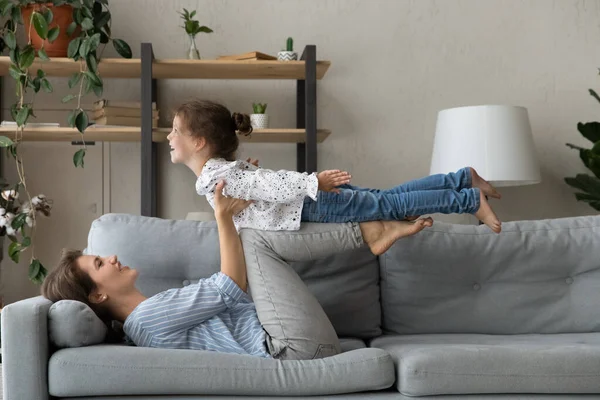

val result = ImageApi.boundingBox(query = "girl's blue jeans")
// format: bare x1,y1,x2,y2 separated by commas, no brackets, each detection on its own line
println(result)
300,167,480,223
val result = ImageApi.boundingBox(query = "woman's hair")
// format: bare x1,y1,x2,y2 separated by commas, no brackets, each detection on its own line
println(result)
174,100,253,161
41,249,122,342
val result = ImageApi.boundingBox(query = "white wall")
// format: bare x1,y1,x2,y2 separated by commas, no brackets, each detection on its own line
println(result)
2,0,599,302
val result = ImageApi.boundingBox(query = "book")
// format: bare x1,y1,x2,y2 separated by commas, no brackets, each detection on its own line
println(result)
217,51,277,61
93,99,157,110
93,116,158,128
92,107,159,119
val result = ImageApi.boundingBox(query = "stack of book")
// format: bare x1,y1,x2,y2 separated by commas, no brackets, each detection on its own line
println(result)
92,99,159,127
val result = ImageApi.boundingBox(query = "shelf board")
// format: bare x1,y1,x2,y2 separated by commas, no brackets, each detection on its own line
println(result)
0,127,331,143
0,57,331,79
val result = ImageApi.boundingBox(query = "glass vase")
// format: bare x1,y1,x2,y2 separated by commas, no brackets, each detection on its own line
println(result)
187,34,200,60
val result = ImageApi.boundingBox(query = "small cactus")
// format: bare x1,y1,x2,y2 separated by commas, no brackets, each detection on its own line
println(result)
252,103,267,114
286,37,294,52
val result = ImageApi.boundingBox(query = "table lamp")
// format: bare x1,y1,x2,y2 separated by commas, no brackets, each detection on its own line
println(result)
430,105,541,187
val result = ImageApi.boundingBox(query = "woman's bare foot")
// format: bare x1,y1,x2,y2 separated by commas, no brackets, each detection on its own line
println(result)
474,190,502,233
360,217,434,255
470,167,501,199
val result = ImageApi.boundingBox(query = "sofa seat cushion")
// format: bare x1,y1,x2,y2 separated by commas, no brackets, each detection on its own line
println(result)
371,333,600,396
48,344,394,397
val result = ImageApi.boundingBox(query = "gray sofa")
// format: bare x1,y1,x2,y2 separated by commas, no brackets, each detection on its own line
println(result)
3,212,600,399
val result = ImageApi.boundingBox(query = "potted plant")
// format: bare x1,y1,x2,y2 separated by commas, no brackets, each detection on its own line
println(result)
278,37,297,61
178,8,212,60
20,0,78,57
0,0,130,283
564,88,600,211
250,102,268,129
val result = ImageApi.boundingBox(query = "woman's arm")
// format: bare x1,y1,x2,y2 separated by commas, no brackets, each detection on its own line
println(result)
214,180,251,291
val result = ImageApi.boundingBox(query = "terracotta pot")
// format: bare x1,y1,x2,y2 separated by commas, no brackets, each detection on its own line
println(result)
22,3,77,57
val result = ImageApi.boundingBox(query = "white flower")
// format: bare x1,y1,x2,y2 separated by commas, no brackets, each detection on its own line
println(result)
1,190,18,201
0,216,6,228
26,216,33,227
0,208,5,216
5,226,15,236
32,196,40,206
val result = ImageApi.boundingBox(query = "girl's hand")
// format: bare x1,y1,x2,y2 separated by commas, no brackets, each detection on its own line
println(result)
214,180,253,216
317,170,351,193
246,158,260,167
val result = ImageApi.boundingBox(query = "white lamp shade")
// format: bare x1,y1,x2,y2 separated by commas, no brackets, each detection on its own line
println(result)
430,105,541,187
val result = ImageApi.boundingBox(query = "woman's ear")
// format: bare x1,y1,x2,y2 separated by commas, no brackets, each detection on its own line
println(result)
89,292,108,304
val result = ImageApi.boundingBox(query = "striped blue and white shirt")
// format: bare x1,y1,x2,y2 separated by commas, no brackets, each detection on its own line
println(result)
123,272,270,357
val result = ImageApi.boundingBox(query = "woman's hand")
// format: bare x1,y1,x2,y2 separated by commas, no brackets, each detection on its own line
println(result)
214,180,253,217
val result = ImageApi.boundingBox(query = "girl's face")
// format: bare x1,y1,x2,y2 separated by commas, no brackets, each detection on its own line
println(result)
167,115,198,164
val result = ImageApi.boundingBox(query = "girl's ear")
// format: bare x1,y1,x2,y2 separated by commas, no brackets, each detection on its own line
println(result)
195,137,206,151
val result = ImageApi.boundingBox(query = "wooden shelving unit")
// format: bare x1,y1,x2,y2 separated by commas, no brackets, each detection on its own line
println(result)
0,43,329,217
0,127,331,143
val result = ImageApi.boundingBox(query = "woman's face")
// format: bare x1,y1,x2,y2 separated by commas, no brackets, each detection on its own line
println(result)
77,254,138,302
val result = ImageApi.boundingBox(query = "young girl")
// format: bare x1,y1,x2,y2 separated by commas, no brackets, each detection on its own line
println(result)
168,100,502,239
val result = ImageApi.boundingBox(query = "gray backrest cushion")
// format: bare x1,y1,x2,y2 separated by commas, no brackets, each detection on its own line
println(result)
381,215,600,335
48,300,107,348
86,213,381,338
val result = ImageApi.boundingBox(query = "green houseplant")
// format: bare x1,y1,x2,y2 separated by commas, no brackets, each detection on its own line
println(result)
0,0,131,283
565,89,600,211
250,102,268,130
277,37,297,61
178,8,212,60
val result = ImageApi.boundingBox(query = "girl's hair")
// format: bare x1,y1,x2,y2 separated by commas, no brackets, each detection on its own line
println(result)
41,249,122,342
175,100,253,161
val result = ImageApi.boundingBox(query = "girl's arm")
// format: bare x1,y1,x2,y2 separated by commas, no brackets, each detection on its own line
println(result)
214,180,250,291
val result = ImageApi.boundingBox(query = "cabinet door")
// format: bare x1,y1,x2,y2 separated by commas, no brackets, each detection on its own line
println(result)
0,142,103,304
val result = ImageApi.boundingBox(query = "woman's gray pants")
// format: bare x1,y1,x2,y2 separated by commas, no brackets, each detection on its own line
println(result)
240,222,365,361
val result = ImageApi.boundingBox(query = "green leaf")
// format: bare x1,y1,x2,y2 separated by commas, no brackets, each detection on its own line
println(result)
16,106,29,126
92,0,102,15
22,236,31,247
9,49,19,66
8,64,21,80
4,31,16,50
73,7,82,24
47,26,59,43
32,12,49,39
79,36,91,57
43,8,53,24
11,5,22,25
0,136,14,147
41,78,52,93
19,46,36,69
0,0,13,17
94,10,110,29
86,53,98,74
8,242,20,263
590,89,600,104
83,0,93,9
66,21,77,36
38,47,49,61
190,10,196,18
577,122,600,144
68,72,82,88
112,38,132,59
88,32,100,51
67,109,78,128
73,148,85,168
564,174,600,197
92,81,103,97
61,94,76,103
80,17,93,30
75,110,88,133
30,262,48,285
11,213,26,230
67,37,82,59
84,70,101,86
198,26,213,33
28,259,40,281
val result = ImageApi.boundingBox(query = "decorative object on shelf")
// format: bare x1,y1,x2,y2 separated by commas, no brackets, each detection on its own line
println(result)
91,99,158,127
0,0,130,283
21,1,76,57
565,88,600,211
178,7,212,60
278,37,297,61
250,102,269,129
217,51,276,61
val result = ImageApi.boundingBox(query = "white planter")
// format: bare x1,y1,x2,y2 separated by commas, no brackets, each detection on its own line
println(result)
250,114,269,129
277,51,298,61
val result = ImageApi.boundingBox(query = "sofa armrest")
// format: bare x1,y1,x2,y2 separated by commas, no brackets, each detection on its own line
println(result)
2,295,52,400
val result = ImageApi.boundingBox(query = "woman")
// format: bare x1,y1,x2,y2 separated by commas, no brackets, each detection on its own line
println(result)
41,181,432,360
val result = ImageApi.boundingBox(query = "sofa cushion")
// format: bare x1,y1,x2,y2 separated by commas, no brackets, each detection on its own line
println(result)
86,214,382,338
371,333,600,396
48,300,107,348
380,215,600,335
48,345,394,397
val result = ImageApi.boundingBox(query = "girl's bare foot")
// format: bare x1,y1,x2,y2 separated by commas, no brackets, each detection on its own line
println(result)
360,217,434,255
470,167,501,199
474,190,502,233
